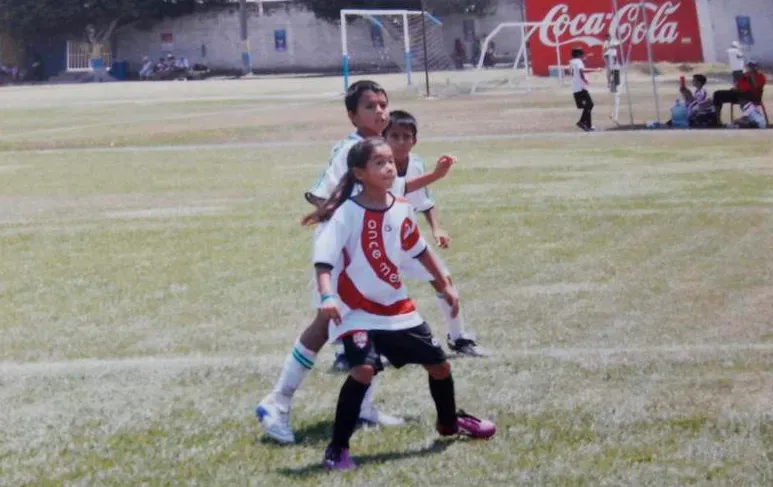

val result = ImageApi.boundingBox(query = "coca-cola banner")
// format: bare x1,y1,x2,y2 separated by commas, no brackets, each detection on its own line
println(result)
524,0,704,76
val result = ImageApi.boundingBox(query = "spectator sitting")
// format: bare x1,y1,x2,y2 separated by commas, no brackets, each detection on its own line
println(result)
713,60,767,124
729,98,767,129
683,74,716,127
174,56,190,70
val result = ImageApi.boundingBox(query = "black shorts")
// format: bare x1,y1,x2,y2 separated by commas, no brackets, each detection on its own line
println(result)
341,323,446,372
574,90,594,109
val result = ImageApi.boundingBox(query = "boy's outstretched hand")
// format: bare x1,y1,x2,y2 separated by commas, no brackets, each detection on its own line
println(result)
433,228,451,249
433,155,456,179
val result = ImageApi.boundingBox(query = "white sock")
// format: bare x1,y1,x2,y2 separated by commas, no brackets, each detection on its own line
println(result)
272,340,317,404
360,376,379,416
437,294,465,341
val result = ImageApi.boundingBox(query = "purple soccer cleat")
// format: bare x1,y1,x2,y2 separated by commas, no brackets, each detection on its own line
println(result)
437,410,496,439
323,446,357,471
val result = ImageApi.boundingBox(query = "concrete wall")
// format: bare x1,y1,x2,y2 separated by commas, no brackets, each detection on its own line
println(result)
697,0,773,65
116,4,414,73
115,0,524,73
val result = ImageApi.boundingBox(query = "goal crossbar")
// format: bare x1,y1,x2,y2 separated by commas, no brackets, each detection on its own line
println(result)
340,9,442,90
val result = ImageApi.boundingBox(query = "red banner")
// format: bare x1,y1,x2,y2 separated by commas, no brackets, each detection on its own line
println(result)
524,0,704,76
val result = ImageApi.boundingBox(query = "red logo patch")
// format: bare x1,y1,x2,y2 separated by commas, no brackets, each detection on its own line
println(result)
353,331,368,349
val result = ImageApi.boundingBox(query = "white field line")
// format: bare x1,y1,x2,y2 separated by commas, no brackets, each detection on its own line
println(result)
10,128,769,155
3,342,773,377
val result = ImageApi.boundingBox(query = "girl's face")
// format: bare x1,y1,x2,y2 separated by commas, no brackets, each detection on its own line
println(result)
385,124,416,163
354,144,397,192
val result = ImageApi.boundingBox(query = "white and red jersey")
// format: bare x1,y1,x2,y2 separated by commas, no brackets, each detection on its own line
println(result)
314,195,429,341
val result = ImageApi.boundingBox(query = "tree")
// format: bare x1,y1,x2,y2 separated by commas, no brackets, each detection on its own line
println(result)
295,0,499,23
0,0,229,78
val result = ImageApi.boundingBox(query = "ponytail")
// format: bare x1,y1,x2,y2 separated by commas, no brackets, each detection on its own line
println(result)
301,172,357,226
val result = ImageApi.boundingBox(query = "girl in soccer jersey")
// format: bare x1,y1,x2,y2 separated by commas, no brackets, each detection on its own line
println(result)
304,137,496,470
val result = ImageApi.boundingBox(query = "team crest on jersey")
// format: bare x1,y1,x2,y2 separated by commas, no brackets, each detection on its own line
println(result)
401,217,420,250
353,331,369,349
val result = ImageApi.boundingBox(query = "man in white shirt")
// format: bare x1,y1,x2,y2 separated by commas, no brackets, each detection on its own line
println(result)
603,35,622,93
727,41,746,86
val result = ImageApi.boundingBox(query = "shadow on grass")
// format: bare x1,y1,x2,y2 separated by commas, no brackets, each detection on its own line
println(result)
278,437,459,478
264,415,425,448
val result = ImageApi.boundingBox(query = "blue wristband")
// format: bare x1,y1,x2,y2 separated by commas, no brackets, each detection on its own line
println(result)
321,294,337,304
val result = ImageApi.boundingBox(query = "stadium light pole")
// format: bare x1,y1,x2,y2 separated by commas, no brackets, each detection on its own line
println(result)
419,0,431,97
240,0,252,76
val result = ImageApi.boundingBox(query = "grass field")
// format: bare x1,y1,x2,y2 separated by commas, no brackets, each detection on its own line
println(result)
2,70,773,486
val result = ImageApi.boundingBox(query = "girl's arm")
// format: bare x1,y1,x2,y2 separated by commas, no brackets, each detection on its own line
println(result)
416,249,459,317
405,155,455,194
315,265,341,325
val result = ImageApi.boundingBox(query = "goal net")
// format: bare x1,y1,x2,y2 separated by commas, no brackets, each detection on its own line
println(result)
470,21,566,95
340,9,455,90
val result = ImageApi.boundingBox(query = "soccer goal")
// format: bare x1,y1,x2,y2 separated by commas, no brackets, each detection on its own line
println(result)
470,21,565,95
340,9,455,91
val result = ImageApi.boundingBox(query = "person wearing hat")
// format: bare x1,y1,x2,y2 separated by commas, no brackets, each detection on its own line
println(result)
727,41,746,86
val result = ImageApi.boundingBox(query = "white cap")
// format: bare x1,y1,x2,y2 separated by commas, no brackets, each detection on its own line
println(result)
731,41,741,49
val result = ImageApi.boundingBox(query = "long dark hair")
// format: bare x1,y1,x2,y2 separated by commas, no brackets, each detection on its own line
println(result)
302,137,388,226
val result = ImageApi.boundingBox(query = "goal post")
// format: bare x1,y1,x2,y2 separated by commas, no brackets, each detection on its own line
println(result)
470,21,566,95
340,9,449,92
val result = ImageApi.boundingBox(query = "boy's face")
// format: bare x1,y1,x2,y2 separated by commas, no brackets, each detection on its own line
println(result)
385,124,416,163
692,79,702,88
349,90,389,137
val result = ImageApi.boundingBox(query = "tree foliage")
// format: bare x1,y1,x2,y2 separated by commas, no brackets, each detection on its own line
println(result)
296,0,499,23
0,0,231,40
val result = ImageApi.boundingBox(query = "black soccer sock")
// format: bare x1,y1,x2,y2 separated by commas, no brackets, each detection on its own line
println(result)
330,377,370,451
429,374,457,428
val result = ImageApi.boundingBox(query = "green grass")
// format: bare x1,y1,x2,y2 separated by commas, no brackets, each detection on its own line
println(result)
1,74,773,485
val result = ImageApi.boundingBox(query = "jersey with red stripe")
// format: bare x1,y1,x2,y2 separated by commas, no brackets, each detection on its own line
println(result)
314,195,428,340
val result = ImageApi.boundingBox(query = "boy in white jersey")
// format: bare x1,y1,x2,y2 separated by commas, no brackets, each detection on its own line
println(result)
304,137,496,471
257,81,454,444
383,110,486,356
569,48,600,132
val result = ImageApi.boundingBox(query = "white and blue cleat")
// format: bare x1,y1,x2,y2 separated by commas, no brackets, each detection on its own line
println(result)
256,395,296,445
